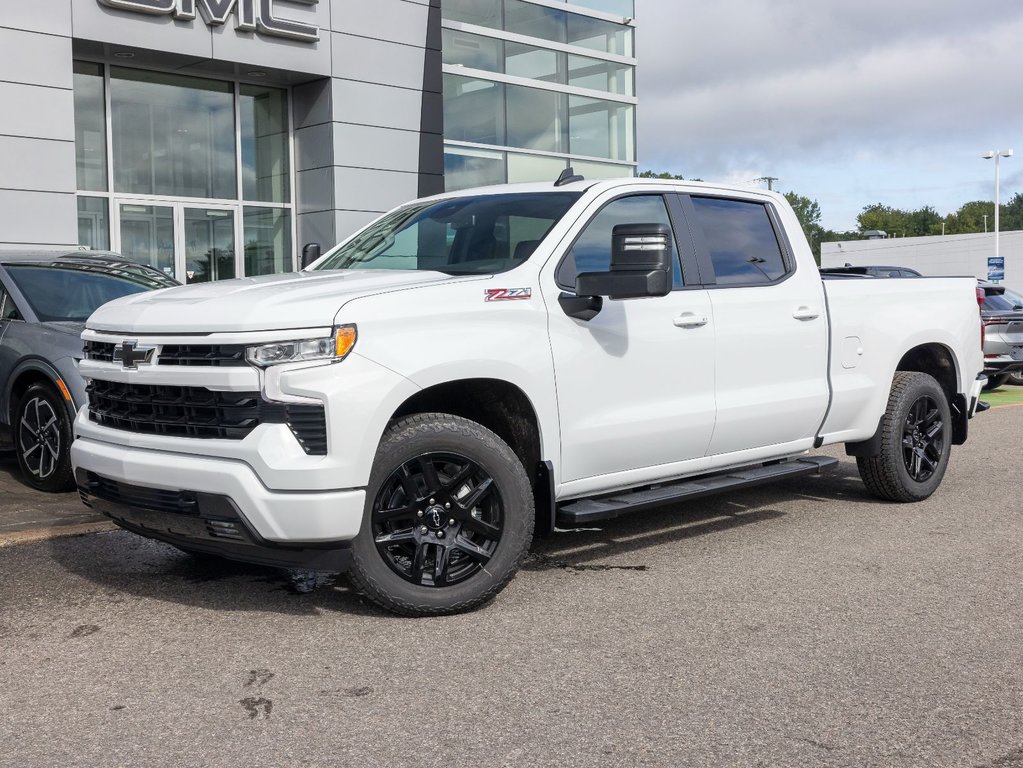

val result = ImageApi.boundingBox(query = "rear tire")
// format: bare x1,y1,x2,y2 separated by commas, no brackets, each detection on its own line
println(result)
348,413,534,617
857,371,951,502
14,383,74,492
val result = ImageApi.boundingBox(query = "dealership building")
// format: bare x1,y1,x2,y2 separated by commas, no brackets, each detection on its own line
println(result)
1,0,636,282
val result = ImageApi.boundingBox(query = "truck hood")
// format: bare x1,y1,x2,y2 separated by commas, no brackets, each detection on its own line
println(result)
86,270,462,333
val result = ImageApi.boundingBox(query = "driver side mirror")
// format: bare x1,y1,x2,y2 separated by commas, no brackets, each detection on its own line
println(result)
301,242,321,269
575,223,673,300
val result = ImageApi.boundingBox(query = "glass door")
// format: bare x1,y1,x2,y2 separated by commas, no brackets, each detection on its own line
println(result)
117,203,176,278
182,206,236,284
113,200,240,284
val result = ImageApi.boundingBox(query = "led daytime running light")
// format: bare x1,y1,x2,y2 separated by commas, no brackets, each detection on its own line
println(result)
245,325,357,367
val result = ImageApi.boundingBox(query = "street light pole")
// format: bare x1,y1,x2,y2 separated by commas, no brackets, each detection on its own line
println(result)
983,149,1014,259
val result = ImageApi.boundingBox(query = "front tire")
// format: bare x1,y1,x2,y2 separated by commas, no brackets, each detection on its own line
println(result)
348,413,534,617
14,382,74,492
856,371,951,502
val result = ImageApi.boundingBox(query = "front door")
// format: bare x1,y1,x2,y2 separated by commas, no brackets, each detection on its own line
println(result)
113,200,239,284
542,190,716,489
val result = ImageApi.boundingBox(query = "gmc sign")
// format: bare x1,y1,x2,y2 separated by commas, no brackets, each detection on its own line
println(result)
97,0,320,43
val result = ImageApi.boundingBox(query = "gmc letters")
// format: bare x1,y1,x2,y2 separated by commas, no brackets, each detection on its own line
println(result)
97,0,320,42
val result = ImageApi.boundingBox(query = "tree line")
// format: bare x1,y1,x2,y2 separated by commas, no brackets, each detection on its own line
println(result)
638,170,1023,263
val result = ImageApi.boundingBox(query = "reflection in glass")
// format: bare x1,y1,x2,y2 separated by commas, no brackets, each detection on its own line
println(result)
570,159,633,179
504,1,566,42
568,54,633,96
443,76,505,145
565,0,634,17
443,29,502,72
77,197,110,250
506,83,566,153
244,207,292,276
119,204,175,277
505,42,559,82
111,68,236,200
441,0,501,27
567,13,633,56
73,61,107,192
184,208,236,283
241,85,290,203
569,96,633,161
507,152,566,183
444,147,506,191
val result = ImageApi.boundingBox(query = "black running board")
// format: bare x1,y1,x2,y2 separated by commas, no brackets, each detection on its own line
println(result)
556,456,839,526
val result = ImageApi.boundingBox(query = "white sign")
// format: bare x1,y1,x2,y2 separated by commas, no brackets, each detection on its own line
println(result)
97,0,320,43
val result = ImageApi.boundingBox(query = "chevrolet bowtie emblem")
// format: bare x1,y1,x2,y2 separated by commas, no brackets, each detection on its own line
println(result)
113,340,156,369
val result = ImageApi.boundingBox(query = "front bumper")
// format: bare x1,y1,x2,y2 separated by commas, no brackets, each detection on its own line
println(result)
71,437,366,566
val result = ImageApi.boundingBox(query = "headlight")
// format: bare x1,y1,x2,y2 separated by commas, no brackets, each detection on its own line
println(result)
245,324,357,367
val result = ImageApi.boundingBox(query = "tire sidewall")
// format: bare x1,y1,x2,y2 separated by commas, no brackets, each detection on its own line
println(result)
886,374,952,500
349,414,534,614
14,382,74,492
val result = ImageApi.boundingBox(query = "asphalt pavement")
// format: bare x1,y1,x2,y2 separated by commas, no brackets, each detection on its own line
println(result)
1,406,1022,767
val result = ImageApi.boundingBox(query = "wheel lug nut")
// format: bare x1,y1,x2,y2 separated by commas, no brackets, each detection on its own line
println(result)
444,502,451,509
436,530,445,538
429,498,435,504
417,510,424,517
419,526,429,535
449,519,456,526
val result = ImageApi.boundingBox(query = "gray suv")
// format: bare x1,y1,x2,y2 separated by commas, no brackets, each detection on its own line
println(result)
0,251,178,491
979,281,1023,390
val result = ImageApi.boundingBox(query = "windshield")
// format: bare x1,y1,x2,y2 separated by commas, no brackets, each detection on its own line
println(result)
984,286,1023,312
314,192,582,275
5,261,177,322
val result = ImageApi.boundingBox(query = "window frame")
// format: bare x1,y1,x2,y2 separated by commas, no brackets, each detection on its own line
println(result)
678,193,797,289
553,191,699,292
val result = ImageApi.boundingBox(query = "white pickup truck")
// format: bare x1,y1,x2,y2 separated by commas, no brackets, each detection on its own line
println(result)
72,178,985,616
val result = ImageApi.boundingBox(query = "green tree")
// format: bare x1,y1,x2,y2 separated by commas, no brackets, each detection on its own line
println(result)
784,191,825,262
638,170,686,180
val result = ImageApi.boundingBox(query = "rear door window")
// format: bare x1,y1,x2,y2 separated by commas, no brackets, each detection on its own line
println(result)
688,197,790,286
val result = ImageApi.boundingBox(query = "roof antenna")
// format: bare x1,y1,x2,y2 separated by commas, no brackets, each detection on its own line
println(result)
554,167,584,187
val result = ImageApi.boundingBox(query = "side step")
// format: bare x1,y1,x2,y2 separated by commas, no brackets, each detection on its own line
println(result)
556,456,839,527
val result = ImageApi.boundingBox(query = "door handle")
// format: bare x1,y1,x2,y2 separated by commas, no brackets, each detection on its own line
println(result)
674,313,708,329
792,306,819,321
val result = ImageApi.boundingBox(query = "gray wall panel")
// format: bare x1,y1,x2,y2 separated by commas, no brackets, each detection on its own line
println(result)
0,27,73,89
330,33,426,90
0,137,76,193
2,0,72,36
0,190,77,246
330,0,429,48
211,12,330,77
297,210,336,251
332,79,423,132
296,167,335,214
333,123,421,173
293,78,332,129
334,167,418,213
0,82,74,141
295,123,334,171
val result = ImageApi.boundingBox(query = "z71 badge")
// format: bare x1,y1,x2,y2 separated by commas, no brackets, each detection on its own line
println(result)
485,288,532,302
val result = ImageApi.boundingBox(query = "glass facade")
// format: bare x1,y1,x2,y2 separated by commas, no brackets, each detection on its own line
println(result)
442,0,636,190
72,63,293,283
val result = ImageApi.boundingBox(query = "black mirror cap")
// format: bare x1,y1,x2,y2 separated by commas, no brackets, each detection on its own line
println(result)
611,223,673,273
301,242,321,269
575,268,671,300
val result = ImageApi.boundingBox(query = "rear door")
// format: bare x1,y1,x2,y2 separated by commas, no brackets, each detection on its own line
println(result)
679,194,829,456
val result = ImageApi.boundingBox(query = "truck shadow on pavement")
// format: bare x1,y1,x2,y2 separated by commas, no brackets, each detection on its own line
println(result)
44,457,874,617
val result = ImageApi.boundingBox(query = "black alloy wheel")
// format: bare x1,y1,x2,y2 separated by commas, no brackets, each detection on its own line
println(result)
15,382,74,492
901,393,945,482
347,413,534,617
372,452,503,588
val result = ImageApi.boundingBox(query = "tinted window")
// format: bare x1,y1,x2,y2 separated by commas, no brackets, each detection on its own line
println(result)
690,197,788,285
5,262,176,322
0,285,19,320
983,291,1023,312
316,192,581,275
557,194,682,288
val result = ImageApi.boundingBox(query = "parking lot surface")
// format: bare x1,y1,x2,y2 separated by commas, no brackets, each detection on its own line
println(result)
1,406,1022,768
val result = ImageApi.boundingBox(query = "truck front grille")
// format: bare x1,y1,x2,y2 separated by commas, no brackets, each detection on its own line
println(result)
86,381,327,453
83,341,247,367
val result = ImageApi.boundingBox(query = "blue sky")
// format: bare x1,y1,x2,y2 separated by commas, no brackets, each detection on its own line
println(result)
635,0,1023,231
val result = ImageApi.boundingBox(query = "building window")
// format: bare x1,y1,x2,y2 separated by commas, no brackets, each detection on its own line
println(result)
72,62,295,282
